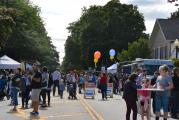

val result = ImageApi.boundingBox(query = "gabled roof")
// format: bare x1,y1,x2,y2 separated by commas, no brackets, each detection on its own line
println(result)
157,19,179,40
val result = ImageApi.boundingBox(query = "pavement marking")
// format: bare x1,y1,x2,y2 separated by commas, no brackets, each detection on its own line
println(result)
45,112,85,118
78,96,98,120
77,94,105,120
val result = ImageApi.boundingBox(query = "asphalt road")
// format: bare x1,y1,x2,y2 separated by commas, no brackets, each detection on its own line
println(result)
0,90,176,120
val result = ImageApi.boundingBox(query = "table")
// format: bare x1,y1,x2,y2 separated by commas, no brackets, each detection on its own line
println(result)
137,88,164,120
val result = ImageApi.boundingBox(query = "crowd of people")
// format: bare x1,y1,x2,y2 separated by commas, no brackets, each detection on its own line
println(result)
0,63,122,117
123,65,179,120
0,63,178,120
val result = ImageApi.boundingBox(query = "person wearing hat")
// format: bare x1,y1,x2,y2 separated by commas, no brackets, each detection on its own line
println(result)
52,68,61,96
30,63,42,116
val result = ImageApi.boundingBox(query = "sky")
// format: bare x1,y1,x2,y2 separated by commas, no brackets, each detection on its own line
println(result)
30,0,178,63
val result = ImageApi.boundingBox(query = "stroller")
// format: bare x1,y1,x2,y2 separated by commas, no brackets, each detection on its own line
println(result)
68,82,77,100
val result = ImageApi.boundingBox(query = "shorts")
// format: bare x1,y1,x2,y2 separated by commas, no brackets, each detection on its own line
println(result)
31,89,41,102
155,95,169,112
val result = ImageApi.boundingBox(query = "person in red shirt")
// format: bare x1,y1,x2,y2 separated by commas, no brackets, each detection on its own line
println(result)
100,73,108,100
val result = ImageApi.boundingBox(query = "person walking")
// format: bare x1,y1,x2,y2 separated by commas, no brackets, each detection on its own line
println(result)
171,67,179,119
11,68,22,112
72,72,77,99
30,64,42,117
41,66,49,107
154,65,173,120
66,72,72,93
78,74,85,94
21,72,28,109
123,73,138,120
52,68,61,96
46,73,53,107
59,79,65,99
25,71,32,109
100,73,108,100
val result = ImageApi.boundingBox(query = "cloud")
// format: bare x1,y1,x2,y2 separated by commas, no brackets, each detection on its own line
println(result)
128,0,166,6
43,11,63,16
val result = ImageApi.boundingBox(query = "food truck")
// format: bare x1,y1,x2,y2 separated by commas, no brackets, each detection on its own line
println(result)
122,58,173,78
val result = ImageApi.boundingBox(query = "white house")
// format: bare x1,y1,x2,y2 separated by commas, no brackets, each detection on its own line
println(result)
150,19,179,59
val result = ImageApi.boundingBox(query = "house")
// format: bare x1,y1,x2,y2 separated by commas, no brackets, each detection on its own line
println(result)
150,19,179,59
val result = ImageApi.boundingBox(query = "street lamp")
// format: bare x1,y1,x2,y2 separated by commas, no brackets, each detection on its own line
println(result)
174,39,179,59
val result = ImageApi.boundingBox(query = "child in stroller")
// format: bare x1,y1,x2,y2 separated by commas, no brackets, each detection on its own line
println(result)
68,82,77,100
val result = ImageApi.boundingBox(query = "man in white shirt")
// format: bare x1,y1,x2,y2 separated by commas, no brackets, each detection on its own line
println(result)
52,68,61,96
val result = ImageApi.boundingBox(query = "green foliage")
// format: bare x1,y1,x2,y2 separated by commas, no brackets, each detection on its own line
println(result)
170,9,179,19
0,0,59,71
0,7,17,48
172,58,179,67
118,38,151,61
61,37,82,71
62,0,145,71
117,50,129,62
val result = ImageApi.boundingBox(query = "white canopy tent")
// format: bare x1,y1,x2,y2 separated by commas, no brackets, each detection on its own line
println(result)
107,63,119,74
0,55,21,69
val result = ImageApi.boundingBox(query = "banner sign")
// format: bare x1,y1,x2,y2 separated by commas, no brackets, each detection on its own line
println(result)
84,83,95,98
107,83,113,97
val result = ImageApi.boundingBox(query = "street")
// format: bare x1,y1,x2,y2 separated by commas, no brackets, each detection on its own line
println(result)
0,91,175,120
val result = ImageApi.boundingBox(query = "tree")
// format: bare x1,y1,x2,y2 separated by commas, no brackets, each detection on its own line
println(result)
62,0,145,70
117,50,129,62
0,0,59,71
118,38,151,62
61,36,82,71
170,9,179,19
0,8,16,49
173,58,179,67
168,0,179,6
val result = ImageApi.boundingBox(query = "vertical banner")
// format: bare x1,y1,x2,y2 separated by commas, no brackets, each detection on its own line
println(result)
107,83,113,98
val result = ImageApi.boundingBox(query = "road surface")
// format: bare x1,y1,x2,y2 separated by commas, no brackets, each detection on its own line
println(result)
0,91,175,120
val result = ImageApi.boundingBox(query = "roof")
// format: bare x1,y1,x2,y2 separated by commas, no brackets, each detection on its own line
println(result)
157,19,179,40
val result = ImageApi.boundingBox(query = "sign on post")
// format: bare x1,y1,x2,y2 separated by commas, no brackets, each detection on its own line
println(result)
107,83,113,98
84,82,95,99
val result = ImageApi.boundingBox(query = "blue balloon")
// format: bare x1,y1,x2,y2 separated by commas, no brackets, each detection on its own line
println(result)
109,49,116,56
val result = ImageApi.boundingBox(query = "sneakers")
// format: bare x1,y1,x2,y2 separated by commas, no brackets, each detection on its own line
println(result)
30,111,39,116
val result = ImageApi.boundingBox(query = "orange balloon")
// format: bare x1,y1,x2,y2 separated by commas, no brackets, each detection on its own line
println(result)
94,51,101,59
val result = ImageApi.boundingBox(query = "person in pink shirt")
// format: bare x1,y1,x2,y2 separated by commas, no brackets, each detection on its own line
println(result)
138,78,150,120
